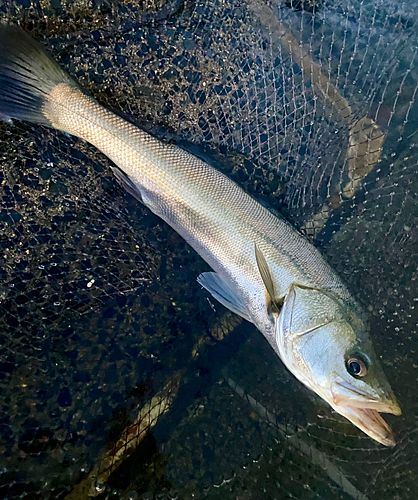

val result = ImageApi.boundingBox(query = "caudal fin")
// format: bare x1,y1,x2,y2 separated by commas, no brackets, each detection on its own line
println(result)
0,24,79,126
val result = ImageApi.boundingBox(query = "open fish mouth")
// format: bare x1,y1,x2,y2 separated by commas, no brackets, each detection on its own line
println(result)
331,380,402,446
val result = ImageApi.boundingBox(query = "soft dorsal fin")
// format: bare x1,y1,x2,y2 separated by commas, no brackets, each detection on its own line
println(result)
254,244,282,314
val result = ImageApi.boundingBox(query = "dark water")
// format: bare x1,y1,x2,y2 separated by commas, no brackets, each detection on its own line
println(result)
0,0,418,498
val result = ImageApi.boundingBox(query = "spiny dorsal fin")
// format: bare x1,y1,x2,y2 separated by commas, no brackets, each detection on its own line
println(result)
255,244,282,314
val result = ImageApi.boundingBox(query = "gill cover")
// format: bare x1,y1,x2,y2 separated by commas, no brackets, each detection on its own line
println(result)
275,282,360,392
278,283,347,342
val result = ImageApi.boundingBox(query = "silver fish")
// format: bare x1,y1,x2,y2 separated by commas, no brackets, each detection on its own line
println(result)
0,25,401,445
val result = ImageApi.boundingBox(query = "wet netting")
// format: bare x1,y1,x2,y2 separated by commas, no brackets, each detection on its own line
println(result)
0,0,417,498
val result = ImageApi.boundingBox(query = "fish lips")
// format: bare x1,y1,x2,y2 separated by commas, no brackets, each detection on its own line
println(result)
331,379,401,447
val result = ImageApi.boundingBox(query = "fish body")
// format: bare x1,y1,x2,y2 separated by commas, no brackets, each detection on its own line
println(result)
0,25,401,445
45,85,355,349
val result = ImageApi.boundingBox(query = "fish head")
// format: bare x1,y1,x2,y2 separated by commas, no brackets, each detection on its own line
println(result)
276,283,401,446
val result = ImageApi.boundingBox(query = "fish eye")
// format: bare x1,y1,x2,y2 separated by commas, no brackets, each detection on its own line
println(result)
346,356,368,377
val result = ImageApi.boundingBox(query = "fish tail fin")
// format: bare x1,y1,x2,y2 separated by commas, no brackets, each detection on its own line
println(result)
0,24,80,127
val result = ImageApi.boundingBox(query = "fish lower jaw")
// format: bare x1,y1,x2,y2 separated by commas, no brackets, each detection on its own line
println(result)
333,404,396,447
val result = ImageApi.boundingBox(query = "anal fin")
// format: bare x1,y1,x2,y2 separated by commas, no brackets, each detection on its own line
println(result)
197,272,251,322
110,165,144,203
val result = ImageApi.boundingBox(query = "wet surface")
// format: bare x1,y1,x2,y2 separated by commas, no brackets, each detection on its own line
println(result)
0,0,418,498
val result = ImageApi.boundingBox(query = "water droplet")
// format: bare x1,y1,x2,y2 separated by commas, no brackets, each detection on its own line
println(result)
94,481,105,493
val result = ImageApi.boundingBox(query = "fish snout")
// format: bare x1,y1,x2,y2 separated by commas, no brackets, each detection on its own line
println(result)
331,379,401,415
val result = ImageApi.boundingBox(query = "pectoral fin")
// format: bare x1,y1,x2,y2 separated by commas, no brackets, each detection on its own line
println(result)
197,272,251,322
255,244,282,314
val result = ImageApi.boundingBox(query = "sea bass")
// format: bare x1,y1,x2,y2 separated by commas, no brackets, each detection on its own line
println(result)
0,25,401,445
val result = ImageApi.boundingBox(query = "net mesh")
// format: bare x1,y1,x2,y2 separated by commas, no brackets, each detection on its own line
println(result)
0,0,417,498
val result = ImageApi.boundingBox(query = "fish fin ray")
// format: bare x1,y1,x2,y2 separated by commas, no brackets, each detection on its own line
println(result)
254,244,281,314
110,165,144,203
197,272,251,322
254,244,276,300
0,24,80,126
